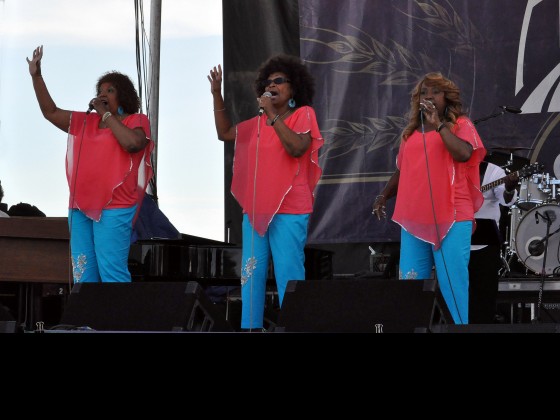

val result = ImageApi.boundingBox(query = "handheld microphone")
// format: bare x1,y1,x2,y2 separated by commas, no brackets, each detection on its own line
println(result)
86,103,94,114
499,105,522,114
259,92,272,116
419,100,432,117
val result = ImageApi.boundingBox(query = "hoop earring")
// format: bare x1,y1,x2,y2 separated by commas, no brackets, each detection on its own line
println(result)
117,106,124,115
288,98,296,108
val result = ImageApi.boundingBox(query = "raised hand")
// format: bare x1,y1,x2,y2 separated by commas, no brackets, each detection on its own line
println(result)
207,64,223,94
26,45,43,77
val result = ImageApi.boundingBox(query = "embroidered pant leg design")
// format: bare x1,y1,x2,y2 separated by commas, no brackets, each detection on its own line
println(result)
240,214,270,329
68,209,99,283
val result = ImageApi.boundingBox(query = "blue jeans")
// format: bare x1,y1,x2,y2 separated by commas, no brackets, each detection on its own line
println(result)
240,213,309,329
68,206,136,283
399,221,472,324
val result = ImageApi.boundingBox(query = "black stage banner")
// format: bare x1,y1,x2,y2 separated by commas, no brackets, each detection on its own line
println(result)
223,0,560,246
300,0,560,244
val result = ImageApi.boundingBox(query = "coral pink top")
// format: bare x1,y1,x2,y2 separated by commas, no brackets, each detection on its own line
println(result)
392,116,485,249
67,112,154,222
232,106,323,236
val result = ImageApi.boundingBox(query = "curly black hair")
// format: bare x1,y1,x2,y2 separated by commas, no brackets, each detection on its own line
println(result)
0,180,4,203
253,54,315,107
96,71,141,114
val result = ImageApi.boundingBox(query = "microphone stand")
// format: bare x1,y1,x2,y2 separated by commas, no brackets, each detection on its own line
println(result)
472,110,506,125
473,110,514,168
532,211,552,323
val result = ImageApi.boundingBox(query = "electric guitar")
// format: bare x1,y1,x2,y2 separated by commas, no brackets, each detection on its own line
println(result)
480,162,544,193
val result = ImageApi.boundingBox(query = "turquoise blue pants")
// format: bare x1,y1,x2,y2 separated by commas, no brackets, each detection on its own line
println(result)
241,213,309,329
399,221,472,324
68,206,136,283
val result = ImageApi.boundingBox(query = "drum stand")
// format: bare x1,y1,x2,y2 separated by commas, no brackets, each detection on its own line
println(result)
498,250,512,279
500,219,519,279
532,210,554,322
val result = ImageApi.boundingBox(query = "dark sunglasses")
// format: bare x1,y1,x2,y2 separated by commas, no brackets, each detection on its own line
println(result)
261,77,291,87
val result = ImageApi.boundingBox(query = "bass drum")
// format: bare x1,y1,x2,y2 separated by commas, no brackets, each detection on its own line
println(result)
508,206,522,253
514,204,560,275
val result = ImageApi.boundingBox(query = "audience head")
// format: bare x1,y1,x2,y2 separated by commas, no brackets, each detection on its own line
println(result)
8,202,46,217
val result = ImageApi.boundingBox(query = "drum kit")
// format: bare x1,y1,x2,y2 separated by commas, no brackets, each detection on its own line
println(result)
495,147,560,276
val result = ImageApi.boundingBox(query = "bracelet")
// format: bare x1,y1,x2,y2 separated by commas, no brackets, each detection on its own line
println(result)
102,111,112,123
375,194,385,201
436,122,445,133
270,114,281,126
213,108,226,112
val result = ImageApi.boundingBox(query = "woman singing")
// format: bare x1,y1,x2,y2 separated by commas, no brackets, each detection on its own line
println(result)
27,45,154,283
208,55,324,331
373,72,486,324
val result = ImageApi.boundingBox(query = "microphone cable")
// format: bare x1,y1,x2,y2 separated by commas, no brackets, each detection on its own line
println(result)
66,111,89,288
245,112,265,331
419,110,463,324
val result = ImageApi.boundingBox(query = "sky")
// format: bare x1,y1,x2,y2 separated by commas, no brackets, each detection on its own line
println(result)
0,0,226,241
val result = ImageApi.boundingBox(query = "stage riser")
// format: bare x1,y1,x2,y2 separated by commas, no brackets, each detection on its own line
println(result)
431,324,560,333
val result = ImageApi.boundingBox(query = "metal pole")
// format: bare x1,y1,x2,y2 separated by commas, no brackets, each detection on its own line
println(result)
148,0,161,198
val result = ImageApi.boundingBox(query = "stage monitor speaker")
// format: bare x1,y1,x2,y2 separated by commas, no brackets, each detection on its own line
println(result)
276,279,453,333
58,281,233,332
0,304,16,333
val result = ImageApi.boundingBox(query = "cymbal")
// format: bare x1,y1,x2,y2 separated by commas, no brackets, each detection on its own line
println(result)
490,146,534,152
554,154,560,179
484,150,530,170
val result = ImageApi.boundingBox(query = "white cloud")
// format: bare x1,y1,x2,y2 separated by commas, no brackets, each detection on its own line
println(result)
161,1,223,39
0,0,222,47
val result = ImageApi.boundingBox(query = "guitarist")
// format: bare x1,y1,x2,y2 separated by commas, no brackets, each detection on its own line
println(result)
469,161,519,323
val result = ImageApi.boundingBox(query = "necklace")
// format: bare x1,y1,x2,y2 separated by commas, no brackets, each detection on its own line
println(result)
266,109,292,126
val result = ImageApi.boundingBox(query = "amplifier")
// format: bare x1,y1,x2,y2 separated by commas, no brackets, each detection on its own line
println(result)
498,280,560,293
497,280,560,323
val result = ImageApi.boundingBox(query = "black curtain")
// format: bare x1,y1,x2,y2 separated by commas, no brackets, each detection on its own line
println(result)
222,0,560,275
222,0,300,245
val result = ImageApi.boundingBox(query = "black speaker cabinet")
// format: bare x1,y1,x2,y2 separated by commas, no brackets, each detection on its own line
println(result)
58,281,233,332
276,279,452,333
0,304,16,333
